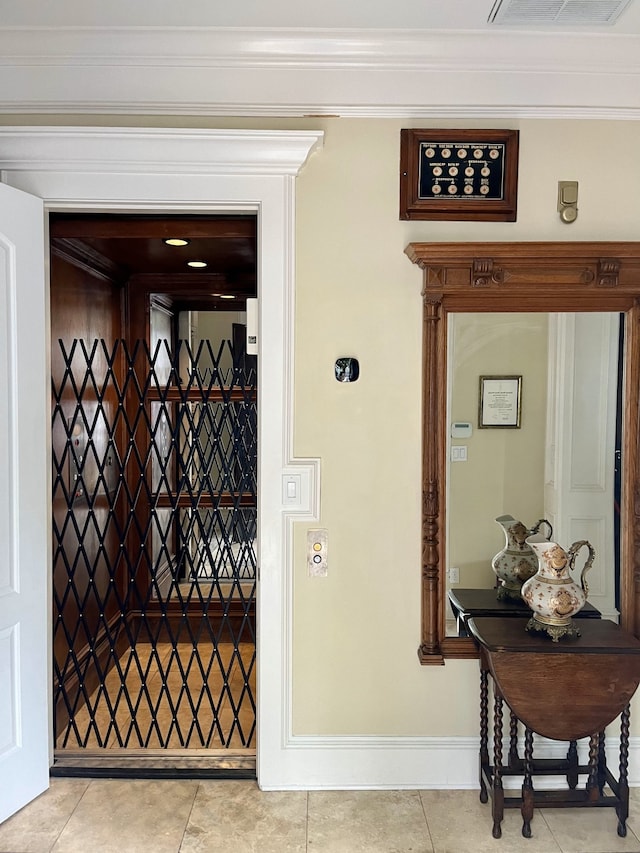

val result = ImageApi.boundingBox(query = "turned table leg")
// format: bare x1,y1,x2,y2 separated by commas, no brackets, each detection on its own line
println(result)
479,668,489,804
617,704,631,837
566,740,578,790
587,733,600,802
492,691,504,839
521,727,534,838
509,711,519,767
597,731,607,795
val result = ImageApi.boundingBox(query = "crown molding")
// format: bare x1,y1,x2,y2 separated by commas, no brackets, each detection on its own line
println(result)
0,27,639,117
2,103,640,121
1,27,640,71
0,126,324,175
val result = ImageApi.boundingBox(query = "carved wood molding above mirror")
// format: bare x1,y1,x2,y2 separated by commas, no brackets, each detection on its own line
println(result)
405,242,640,665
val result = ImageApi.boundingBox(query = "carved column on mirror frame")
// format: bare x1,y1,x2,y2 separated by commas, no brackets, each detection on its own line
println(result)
421,481,439,657
419,294,443,660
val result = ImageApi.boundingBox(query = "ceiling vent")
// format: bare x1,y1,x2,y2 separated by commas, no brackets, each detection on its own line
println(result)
488,0,633,25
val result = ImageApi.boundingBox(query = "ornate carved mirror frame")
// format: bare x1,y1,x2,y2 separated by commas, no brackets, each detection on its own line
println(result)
405,242,640,664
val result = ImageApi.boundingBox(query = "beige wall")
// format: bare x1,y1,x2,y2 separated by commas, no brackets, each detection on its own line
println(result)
292,118,640,736
5,114,639,739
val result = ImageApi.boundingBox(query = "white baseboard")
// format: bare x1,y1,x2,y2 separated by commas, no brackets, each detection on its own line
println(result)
259,735,640,791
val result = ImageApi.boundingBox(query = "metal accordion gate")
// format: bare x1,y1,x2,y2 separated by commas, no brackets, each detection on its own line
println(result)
51,337,256,771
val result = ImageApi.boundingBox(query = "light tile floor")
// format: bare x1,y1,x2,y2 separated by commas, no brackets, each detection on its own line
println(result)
3,778,640,853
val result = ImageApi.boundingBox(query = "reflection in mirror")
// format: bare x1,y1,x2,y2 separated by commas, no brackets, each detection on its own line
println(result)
149,307,257,604
445,312,620,637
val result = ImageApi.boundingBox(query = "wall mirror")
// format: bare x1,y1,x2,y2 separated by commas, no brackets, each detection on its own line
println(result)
446,310,620,634
405,242,640,664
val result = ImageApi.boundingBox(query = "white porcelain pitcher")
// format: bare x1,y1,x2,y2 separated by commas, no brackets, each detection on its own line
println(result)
521,534,594,641
491,515,553,601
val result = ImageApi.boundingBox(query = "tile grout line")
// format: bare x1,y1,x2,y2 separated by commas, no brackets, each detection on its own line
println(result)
417,790,436,853
305,790,309,853
532,808,563,852
177,779,201,852
47,777,92,853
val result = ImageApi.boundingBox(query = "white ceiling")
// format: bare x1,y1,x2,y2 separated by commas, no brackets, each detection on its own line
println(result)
2,0,640,31
0,0,639,117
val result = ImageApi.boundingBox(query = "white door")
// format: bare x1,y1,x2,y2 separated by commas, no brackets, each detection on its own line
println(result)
0,182,49,822
544,312,619,621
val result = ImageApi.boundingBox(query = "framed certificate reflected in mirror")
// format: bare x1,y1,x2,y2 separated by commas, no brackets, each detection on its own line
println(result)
479,374,522,429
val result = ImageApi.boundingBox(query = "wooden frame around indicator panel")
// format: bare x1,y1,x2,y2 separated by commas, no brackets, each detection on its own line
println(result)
399,129,519,222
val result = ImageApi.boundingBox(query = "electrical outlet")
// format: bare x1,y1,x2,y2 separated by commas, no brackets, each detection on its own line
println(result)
449,566,460,584
307,529,328,577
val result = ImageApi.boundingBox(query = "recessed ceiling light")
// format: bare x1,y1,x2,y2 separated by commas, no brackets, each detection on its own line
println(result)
164,238,190,247
220,294,236,300
187,260,208,268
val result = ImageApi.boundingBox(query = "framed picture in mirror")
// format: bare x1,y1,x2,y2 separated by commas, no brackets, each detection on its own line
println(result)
479,375,522,428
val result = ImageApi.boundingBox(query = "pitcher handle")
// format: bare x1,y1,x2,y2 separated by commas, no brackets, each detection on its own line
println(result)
530,518,554,541
567,539,595,599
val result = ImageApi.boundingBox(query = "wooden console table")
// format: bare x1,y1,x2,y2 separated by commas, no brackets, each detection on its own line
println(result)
448,588,601,638
466,617,640,839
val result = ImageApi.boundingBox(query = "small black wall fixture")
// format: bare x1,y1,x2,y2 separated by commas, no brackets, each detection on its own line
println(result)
334,357,359,383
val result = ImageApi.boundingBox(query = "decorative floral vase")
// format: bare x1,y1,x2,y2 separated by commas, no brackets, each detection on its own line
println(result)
491,515,553,602
521,534,594,641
